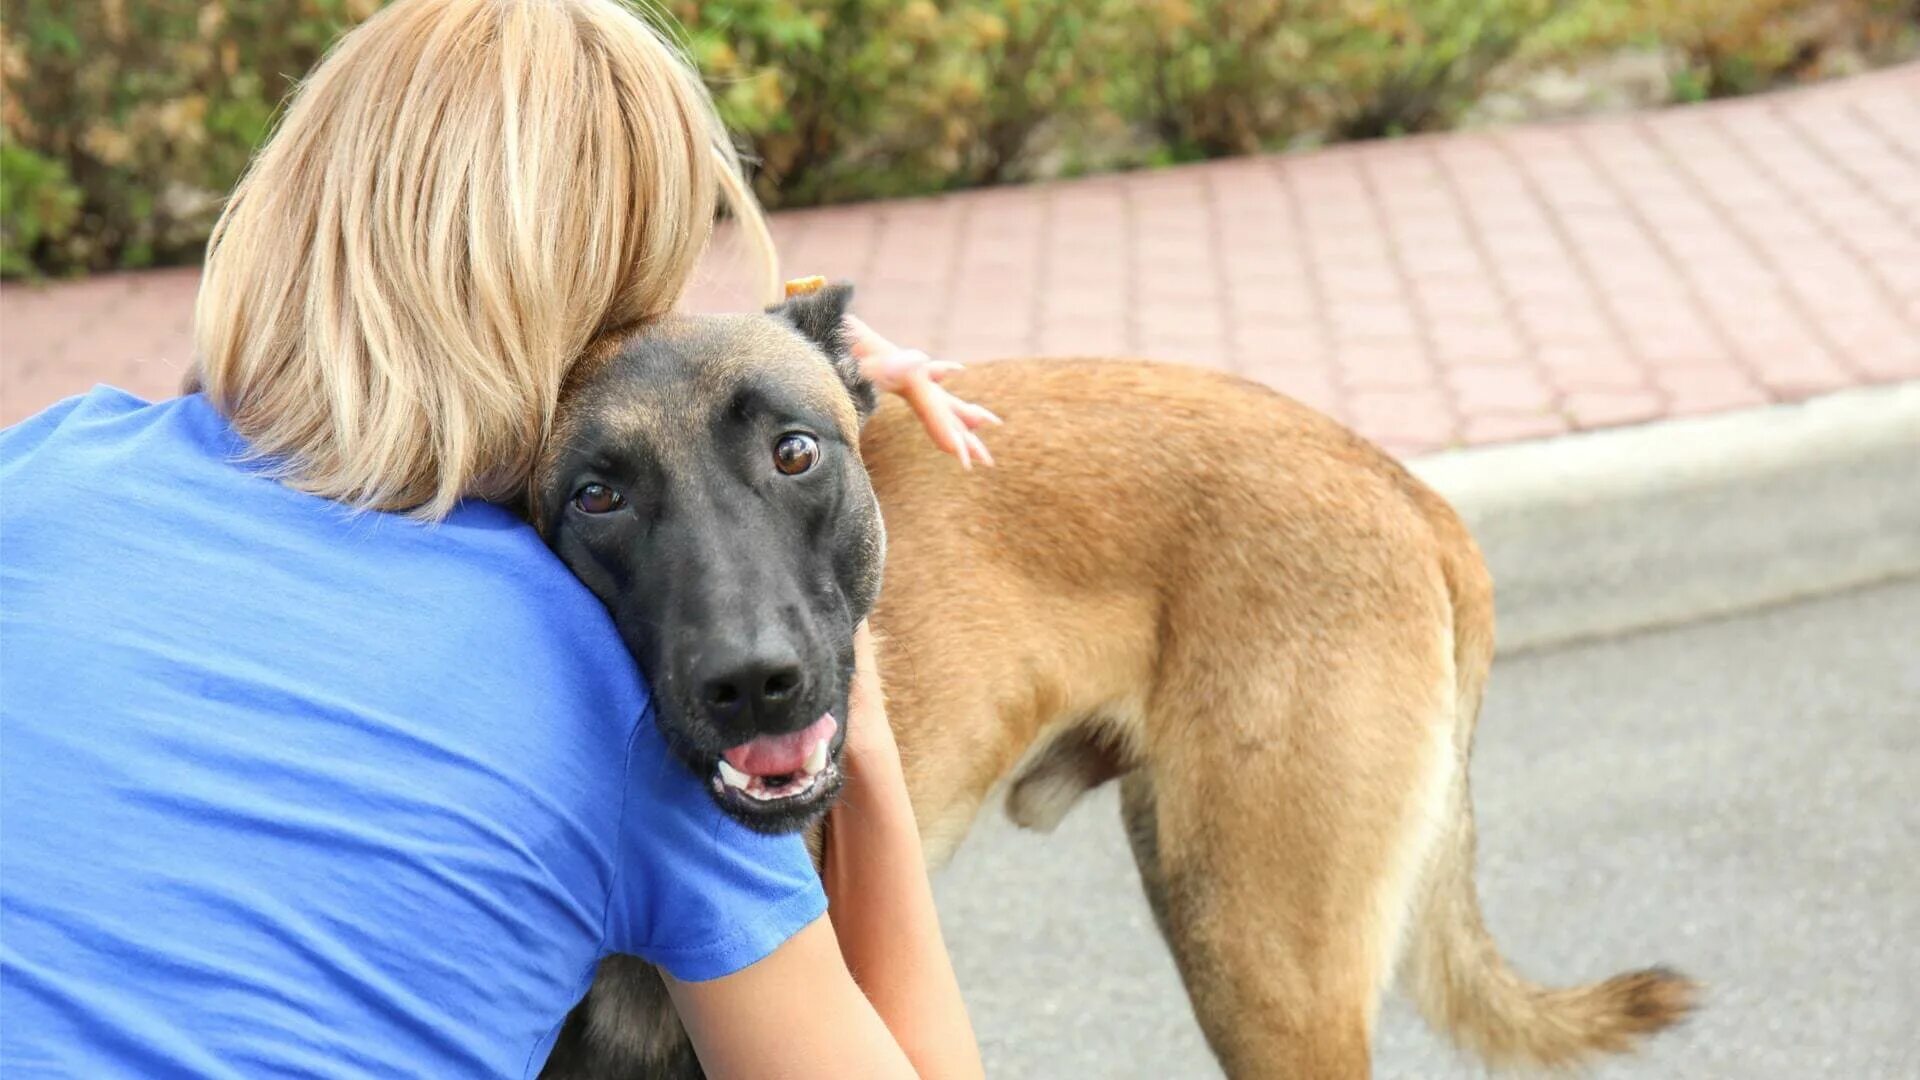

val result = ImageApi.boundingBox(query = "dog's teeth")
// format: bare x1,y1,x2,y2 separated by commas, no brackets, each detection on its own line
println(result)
805,738,829,775
717,760,752,790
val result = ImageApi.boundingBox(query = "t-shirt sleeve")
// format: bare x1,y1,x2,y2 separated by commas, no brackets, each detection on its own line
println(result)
602,708,828,982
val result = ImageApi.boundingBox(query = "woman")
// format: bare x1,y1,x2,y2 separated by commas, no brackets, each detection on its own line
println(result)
0,0,988,1075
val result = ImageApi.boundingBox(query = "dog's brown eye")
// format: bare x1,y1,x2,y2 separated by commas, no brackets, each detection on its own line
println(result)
773,433,819,476
572,483,623,514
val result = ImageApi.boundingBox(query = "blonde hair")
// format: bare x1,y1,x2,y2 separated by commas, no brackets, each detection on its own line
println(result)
193,0,778,517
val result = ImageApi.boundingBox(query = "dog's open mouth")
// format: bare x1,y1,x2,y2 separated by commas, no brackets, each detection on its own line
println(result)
711,712,840,810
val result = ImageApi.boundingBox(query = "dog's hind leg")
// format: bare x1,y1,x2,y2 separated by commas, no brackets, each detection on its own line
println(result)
1119,772,1176,953
1120,631,1459,1080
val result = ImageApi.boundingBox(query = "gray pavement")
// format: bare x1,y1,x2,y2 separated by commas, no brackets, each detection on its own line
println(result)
932,577,1920,1078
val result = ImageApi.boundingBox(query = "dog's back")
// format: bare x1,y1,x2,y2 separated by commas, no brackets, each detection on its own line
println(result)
859,358,1469,859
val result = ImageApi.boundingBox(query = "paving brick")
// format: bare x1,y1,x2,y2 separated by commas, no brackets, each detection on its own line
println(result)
1650,365,1770,416
1517,302,1613,343
1337,343,1435,389
1744,348,1857,398
1314,264,1403,300
1397,245,1484,278
1230,322,1323,365
1563,389,1667,428
1035,327,1131,359
1447,364,1557,412
1630,327,1731,367
942,333,1036,364
1414,283,1506,320
1327,301,1420,341
1462,411,1571,444
1428,320,1528,365
1226,287,1317,323
1534,350,1636,386
1042,288,1130,321
1854,341,1920,382
1346,387,1458,448
1140,311,1227,350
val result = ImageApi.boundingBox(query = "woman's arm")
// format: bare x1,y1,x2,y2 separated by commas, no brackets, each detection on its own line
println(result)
664,625,981,1079
819,624,983,1078
664,915,917,1077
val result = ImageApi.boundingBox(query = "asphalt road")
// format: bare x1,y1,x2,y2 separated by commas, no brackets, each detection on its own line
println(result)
931,578,1920,1078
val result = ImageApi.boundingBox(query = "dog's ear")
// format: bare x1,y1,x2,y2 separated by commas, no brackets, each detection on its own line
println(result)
768,282,877,421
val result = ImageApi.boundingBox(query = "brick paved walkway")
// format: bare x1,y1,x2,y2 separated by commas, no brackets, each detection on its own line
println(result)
5,65,1917,456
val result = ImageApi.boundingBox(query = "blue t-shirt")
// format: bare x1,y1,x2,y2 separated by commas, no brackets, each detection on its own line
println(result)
0,388,826,1077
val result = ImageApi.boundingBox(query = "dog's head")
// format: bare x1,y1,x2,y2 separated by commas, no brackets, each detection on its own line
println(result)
533,284,882,833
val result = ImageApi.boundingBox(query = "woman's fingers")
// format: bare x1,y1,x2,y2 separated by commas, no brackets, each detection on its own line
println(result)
951,398,1002,430
948,411,973,471
925,381,973,472
924,386,1000,470
840,314,997,468
904,382,986,471
922,360,967,384
902,377,963,459
964,430,995,468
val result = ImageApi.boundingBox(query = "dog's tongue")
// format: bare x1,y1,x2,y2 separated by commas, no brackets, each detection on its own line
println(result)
721,713,837,777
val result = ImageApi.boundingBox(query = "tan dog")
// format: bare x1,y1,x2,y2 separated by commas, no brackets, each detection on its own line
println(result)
534,287,1696,1078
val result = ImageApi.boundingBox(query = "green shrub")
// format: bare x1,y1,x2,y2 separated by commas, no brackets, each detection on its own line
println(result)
1,0,370,275
2,0,1914,277
1,142,81,276
1523,0,1919,94
667,0,1118,202
1104,0,1558,155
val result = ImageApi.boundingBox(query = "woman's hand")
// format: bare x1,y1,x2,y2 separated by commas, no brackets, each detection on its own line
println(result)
816,620,985,1080
844,315,1001,469
841,621,901,787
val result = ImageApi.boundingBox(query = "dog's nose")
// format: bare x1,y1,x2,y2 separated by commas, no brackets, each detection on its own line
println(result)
698,649,806,731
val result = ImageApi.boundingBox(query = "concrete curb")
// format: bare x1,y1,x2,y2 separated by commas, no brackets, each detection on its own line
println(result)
1409,382,1920,656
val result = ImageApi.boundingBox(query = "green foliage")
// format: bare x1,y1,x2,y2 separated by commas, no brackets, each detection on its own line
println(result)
1,0,371,275
1,141,81,276
1522,0,1919,94
3,0,1914,276
1099,0,1561,153
666,0,1117,203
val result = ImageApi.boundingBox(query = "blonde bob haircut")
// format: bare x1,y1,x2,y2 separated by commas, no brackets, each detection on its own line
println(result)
192,0,777,517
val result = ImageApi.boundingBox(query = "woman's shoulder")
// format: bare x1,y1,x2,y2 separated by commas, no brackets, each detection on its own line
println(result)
416,505,648,706
1,385,151,467
2,386,649,734
290,492,651,732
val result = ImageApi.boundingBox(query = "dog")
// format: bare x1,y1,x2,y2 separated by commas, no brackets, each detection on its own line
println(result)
532,284,1696,1078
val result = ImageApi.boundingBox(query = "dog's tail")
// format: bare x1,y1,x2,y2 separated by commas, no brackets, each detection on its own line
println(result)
1399,497,1698,1070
